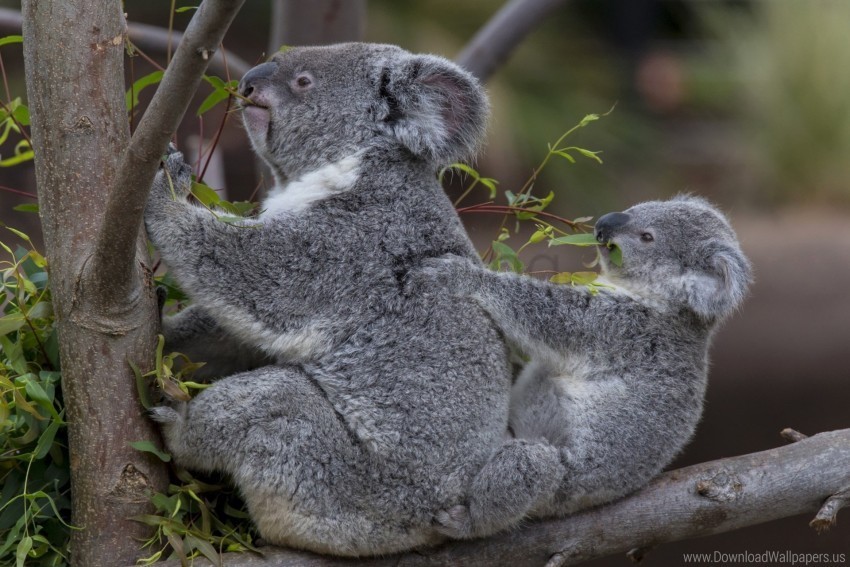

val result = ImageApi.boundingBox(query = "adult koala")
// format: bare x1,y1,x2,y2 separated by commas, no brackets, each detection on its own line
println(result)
421,195,752,537
143,44,564,556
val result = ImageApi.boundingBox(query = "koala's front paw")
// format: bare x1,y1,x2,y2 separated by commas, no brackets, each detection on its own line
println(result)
147,405,181,424
434,504,473,539
407,254,478,296
153,144,193,201
146,404,188,460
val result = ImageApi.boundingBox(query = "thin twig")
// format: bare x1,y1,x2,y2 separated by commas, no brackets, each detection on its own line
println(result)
0,50,12,102
0,184,36,199
457,203,581,229
199,92,232,183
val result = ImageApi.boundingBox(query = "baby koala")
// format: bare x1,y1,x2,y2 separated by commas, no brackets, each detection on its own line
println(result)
425,195,752,535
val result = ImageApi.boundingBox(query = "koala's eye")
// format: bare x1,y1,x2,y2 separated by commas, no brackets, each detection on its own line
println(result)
640,232,655,243
292,72,314,90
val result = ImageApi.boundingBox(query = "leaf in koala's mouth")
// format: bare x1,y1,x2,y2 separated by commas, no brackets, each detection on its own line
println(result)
607,243,623,266
548,233,599,247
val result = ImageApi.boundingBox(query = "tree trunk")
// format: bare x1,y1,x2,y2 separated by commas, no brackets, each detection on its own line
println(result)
20,2,167,566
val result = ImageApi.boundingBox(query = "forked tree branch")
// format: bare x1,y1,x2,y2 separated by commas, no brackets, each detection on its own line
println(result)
456,0,570,81
88,0,245,304
148,428,850,567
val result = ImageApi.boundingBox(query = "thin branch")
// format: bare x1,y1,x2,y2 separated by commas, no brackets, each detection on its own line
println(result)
0,184,36,199
810,486,850,533
88,0,245,304
455,0,570,82
457,203,581,229
0,8,251,78
146,428,850,567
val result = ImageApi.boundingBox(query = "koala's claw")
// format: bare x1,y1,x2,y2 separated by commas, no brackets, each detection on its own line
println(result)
147,405,181,424
154,147,193,199
433,505,473,539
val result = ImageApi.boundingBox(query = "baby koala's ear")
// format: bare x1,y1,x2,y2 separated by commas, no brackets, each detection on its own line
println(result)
373,54,489,164
682,241,753,322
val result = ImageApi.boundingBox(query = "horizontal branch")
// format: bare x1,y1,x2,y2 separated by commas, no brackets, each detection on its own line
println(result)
0,8,251,77
89,0,246,305
147,428,850,567
456,0,569,82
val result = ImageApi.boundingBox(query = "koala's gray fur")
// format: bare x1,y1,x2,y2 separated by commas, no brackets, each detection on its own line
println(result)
143,43,565,556
420,195,752,537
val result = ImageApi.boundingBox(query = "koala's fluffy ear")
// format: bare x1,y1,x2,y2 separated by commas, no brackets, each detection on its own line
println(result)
373,54,488,164
682,241,753,321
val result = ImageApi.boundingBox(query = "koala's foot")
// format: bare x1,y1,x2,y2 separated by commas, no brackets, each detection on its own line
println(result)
146,404,190,463
434,505,473,538
435,439,564,540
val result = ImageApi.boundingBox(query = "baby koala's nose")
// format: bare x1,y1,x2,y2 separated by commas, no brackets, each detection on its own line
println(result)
595,212,631,244
238,61,277,101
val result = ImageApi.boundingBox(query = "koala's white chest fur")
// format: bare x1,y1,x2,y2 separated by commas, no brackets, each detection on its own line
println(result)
205,298,332,362
261,153,362,217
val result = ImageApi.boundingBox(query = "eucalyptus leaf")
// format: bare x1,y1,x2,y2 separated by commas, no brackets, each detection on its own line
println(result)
15,535,31,567
0,35,23,47
125,71,164,111
129,440,172,463
0,314,26,337
549,233,600,247
12,203,38,214
491,241,523,273
608,244,624,267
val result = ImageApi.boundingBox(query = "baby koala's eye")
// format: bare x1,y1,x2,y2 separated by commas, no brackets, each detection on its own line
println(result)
292,72,314,91
640,232,654,243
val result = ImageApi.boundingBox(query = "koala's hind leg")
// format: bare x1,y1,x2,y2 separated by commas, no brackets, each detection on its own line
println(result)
434,438,563,539
149,364,417,556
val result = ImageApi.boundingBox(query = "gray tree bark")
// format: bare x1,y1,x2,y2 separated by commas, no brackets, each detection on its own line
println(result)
20,1,244,565
147,428,850,567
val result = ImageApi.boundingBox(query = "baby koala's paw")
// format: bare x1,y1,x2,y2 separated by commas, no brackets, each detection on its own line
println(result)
433,504,474,539
407,254,478,296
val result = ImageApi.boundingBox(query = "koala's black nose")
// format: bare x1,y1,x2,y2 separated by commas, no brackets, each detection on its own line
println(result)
238,62,277,99
595,212,631,243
